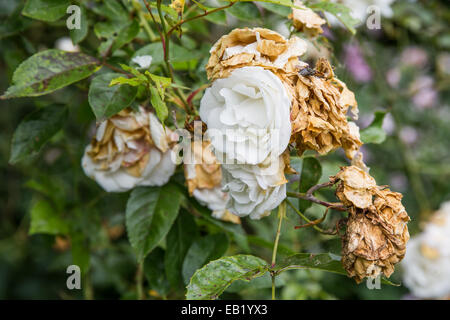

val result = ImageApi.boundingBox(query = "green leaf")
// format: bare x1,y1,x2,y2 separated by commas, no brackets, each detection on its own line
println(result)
109,76,143,87
70,5,88,44
298,157,322,213
88,73,138,121
111,20,140,52
22,0,70,22
182,233,229,285
126,185,182,262
9,105,68,164
103,0,129,21
144,247,170,296
186,255,269,300
258,2,292,16
309,1,360,34
360,111,387,144
29,198,68,235
149,86,168,123
165,210,199,288
204,10,227,25
1,49,101,99
225,2,261,22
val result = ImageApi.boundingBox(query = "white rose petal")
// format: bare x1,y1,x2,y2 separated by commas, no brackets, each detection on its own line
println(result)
132,55,153,69
192,187,230,218
200,66,291,165
55,37,79,52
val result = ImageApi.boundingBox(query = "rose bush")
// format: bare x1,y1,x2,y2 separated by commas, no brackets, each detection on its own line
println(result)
1,0,448,301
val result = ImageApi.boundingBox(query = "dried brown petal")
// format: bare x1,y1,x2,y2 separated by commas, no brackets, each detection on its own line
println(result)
289,0,326,37
206,27,307,81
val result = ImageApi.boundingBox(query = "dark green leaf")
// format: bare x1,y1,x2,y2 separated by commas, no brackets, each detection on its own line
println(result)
165,210,199,288
111,20,140,52
29,198,68,235
88,73,138,121
1,49,101,99
225,2,261,22
360,111,387,144
9,105,68,164
182,233,229,285
186,255,268,300
204,10,227,26
126,185,182,261
258,2,292,16
22,0,70,22
298,157,322,212
144,247,170,296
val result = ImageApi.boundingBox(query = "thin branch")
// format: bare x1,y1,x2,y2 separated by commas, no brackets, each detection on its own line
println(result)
271,201,285,300
167,2,236,37
286,199,336,235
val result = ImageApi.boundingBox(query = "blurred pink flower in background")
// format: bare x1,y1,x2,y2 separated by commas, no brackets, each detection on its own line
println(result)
400,47,428,68
410,75,437,110
382,113,396,136
343,43,372,83
389,172,408,192
386,68,401,88
399,126,419,145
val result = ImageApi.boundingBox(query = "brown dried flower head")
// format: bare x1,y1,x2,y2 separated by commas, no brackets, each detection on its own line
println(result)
286,58,362,159
289,0,326,37
332,166,410,283
206,27,308,81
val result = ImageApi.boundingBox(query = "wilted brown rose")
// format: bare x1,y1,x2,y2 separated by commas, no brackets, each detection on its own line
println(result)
285,58,362,159
332,166,410,283
206,27,308,81
289,0,326,37
184,140,240,224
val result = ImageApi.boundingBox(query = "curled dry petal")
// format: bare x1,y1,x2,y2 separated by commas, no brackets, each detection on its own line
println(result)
206,27,308,81
289,0,326,37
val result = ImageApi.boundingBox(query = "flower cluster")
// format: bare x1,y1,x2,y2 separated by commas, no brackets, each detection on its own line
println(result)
332,166,410,283
200,27,363,219
402,201,450,299
82,107,177,192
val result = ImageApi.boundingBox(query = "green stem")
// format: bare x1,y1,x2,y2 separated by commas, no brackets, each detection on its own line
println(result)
136,261,145,300
286,198,329,234
271,201,285,300
83,272,94,300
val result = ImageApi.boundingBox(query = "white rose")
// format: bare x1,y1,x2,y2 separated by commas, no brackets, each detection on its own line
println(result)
82,108,176,192
200,66,291,165
402,202,450,298
222,156,287,219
